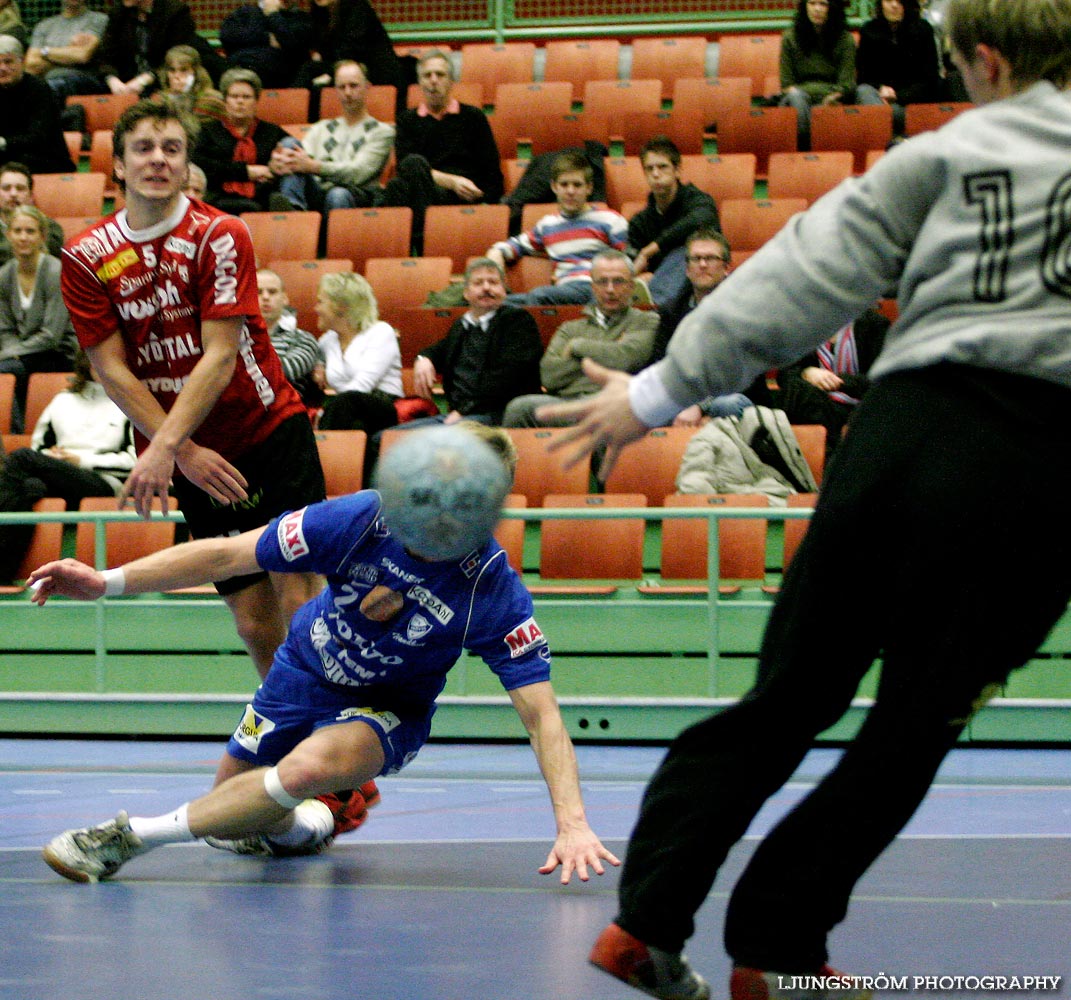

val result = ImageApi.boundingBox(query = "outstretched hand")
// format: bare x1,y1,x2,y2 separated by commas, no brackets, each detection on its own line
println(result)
25,559,105,605
539,823,621,885
534,359,650,480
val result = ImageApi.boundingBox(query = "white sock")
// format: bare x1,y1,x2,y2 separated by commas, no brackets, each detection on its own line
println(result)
267,799,334,848
128,803,195,846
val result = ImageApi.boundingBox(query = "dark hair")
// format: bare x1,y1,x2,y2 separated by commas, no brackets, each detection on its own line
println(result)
0,161,33,187
878,0,922,25
640,136,682,168
793,0,849,54
113,100,199,162
686,226,731,260
69,349,94,395
550,150,593,183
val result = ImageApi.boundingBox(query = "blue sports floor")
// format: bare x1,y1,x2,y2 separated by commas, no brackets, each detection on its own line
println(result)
2,739,1070,1000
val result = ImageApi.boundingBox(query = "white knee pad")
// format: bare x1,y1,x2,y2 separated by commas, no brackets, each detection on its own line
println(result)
263,766,304,809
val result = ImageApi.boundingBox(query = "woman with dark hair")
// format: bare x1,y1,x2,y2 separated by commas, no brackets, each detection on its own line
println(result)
856,0,944,133
778,0,857,148
0,349,134,583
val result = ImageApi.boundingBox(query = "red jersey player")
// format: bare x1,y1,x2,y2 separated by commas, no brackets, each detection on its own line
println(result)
61,101,326,678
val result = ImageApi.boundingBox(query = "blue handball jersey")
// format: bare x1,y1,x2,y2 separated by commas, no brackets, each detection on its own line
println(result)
255,491,551,710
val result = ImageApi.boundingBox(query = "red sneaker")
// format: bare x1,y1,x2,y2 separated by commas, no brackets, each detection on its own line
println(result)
316,780,381,836
589,922,710,1000
731,965,872,999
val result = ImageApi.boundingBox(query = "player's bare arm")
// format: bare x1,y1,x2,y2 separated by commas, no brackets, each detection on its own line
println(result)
536,359,651,479
508,680,621,884
27,528,266,605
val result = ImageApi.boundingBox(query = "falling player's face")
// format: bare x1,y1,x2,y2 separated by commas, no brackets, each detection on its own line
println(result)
114,118,189,206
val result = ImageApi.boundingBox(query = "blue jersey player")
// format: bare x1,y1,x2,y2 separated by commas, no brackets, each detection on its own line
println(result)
33,425,620,885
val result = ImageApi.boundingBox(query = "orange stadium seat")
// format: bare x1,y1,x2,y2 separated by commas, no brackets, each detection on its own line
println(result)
505,429,592,507
66,92,137,133
904,101,973,135
32,173,105,217
325,207,413,273
719,197,807,252
609,109,705,155
680,153,757,207
582,79,662,120
459,42,537,90
672,76,752,137
543,39,621,87
810,104,894,173
423,204,510,273
0,373,14,434
0,498,66,593
23,372,73,436
534,493,646,593
716,33,782,98
256,88,311,125
75,496,177,569
603,426,700,505
240,211,320,262
715,106,798,178
314,430,366,496
365,256,453,314
603,157,648,211
631,36,709,100
766,151,853,205
320,84,398,123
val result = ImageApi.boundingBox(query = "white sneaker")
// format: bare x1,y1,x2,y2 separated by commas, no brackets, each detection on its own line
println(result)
42,811,146,883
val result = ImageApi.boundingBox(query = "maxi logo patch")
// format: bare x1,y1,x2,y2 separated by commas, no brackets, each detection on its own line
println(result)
277,509,309,561
504,616,546,658
233,704,276,753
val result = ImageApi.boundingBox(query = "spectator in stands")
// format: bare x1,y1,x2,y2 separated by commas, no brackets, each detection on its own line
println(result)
409,258,543,427
0,36,77,175
855,0,944,134
628,136,720,309
97,0,222,97
219,0,312,89
486,150,629,307
0,0,25,47
0,206,76,433
0,349,134,584
0,163,65,265
183,161,207,200
378,49,503,253
194,67,295,214
296,0,406,117
24,0,107,102
776,307,889,459
270,59,394,217
153,43,224,124
316,271,401,435
652,228,770,424
502,250,658,428
257,267,326,408
779,0,858,148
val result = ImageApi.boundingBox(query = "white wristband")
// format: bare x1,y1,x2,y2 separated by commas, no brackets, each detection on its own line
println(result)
101,568,126,597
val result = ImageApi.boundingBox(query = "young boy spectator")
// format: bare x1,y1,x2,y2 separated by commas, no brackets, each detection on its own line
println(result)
628,136,719,309
487,150,629,307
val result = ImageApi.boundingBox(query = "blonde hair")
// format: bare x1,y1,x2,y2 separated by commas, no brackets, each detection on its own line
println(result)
318,271,379,331
8,204,49,241
160,45,214,94
456,422,518,481
946,0,1071,87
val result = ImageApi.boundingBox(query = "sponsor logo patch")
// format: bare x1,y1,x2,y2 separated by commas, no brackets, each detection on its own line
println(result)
336,706,401,733
504,616,546,658
277,509,309,561
406,584,453,625
406,613,433,643
233,703,276,753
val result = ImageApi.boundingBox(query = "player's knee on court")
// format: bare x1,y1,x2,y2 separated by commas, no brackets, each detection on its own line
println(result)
276,723,384,797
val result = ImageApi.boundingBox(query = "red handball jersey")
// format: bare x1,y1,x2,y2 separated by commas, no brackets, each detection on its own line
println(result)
61,197,306,460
